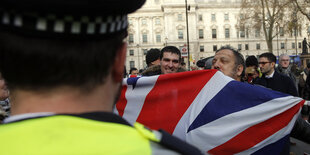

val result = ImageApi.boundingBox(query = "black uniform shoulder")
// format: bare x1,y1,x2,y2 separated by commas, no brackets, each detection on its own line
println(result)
155,130,203,155
133,123,203,155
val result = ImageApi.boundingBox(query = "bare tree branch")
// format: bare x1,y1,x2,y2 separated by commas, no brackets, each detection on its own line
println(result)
293,0,310,21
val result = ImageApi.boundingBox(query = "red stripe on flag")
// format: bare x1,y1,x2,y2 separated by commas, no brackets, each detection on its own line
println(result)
208,100,305,155
116,85,128,117
136,70,217,134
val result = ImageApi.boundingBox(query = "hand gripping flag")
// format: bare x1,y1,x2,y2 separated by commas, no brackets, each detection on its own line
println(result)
115,69,305,154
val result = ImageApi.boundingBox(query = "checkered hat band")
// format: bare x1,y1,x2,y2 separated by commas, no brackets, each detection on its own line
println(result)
0,10,128,36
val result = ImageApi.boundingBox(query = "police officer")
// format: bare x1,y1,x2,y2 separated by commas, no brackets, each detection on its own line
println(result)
0,1,202,154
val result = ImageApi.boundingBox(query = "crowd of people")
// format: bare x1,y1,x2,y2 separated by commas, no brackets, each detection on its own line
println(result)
123,45,310,152
0,0,309,154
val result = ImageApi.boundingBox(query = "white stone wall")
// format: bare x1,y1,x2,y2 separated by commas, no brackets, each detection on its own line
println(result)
125,0,308,71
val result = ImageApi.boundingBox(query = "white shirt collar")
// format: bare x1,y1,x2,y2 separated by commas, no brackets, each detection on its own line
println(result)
265,70,275,78
3,112,54,123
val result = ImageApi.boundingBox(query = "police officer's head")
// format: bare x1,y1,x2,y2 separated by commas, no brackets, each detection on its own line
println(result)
0,0,145,93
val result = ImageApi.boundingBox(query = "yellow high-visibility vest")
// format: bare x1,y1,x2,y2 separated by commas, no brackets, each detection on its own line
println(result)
0,115,159,155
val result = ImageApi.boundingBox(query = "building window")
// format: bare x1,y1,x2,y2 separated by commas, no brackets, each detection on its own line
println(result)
293,29,297,37
238,44,242,50
178,14,183,21
292,42,295,49
200,45,204,52
212,29,217,39
255,29,260,38
198,15,203,21
256,43,260,50
213,45,217,51
279,27,284,36
224,13,229,21
143,49,148,55
129,50,134,56
299,42,302,48
128,19,133,25
211,14,216,21
178,29,184,39
245,44,249,50
199,29,204,39
129,34,134,43
142,34,148,43
156,34,161,43
239,14,244,20
225,28,230,38
281,43,285,49
142,19,147,25
240,27,245,38
155,18,161,25
130,61,135,69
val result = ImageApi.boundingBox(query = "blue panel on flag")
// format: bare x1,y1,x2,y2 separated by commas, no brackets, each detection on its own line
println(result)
252,134,290,155
127,77,140,89
188,81,288,132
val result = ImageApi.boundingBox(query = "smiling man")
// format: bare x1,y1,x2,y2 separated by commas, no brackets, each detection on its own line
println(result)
160,46,182,74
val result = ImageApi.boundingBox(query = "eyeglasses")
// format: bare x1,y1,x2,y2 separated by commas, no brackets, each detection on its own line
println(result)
258,62,271,65
281,59,289,62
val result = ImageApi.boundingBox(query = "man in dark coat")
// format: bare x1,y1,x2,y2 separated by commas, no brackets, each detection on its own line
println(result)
253,52,298,96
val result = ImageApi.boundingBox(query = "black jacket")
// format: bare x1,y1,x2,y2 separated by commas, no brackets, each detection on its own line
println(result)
291,115,310,144
253,70,310,145
253,70,298,96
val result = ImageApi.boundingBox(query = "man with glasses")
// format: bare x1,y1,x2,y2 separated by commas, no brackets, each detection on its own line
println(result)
212,50,310,153
276,54,298,90
253,53,298,96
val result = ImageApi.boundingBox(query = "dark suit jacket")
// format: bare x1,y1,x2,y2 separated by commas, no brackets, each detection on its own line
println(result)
253,70,298,96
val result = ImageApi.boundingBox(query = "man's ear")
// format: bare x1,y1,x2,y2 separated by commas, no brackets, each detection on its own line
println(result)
271,62,276,68
237,65,244,76
112,42,127,83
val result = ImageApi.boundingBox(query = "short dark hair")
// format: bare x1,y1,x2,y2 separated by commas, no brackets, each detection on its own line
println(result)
307,62,310,68
129,67,138,74
216,46,245,69
245,55,258,67
146,48,161,66
259,52,276,63
160,46,181,61
0,30,126,92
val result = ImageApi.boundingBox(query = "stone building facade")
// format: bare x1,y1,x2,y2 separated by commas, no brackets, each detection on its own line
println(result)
126,0,309,71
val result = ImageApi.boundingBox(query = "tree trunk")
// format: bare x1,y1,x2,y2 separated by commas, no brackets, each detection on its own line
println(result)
267,39,273,53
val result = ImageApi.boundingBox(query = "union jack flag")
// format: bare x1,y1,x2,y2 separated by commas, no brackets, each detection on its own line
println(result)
115,69,305,154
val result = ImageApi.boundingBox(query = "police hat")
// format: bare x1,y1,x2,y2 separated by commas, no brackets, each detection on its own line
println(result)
0,0,145,39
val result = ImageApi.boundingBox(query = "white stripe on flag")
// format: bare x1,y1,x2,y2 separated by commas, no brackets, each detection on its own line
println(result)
186,96,302,152
172,71,233,140
122,76,159,125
